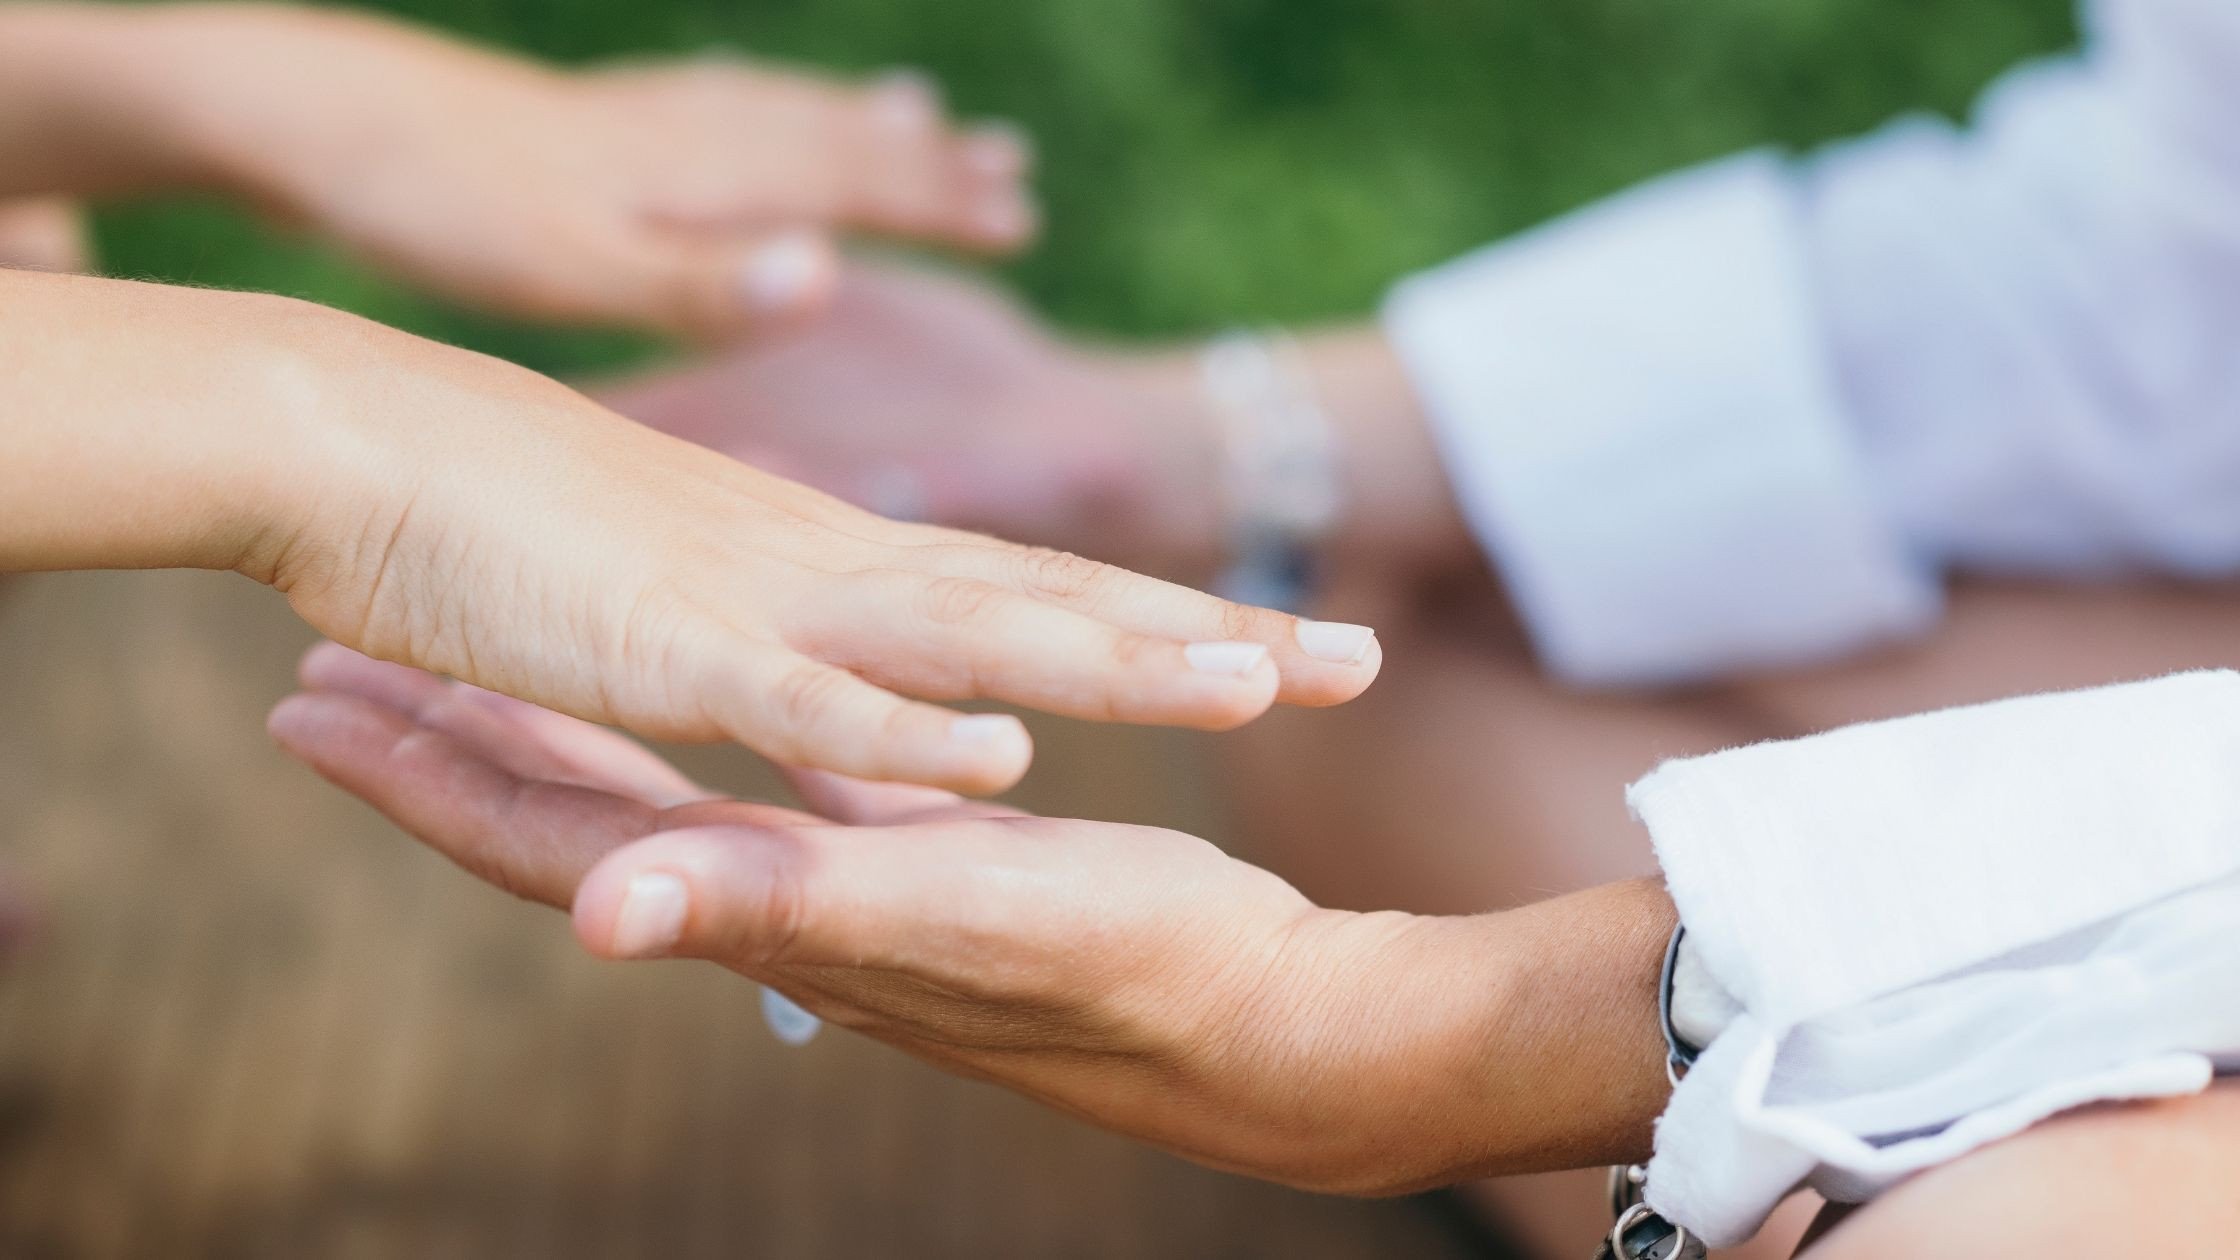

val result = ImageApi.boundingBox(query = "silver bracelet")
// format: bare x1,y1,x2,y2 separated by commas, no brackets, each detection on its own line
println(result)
1199,329,1342,612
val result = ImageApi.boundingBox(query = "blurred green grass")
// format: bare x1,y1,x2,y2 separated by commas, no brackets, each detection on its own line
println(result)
93,0,2075,377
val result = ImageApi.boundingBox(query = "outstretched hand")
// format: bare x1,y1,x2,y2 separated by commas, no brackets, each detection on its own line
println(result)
129,6,1038,337
599,263,1228,575
268,646,1638,1195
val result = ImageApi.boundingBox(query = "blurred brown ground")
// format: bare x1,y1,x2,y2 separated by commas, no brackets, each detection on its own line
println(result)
0,570,1485,1259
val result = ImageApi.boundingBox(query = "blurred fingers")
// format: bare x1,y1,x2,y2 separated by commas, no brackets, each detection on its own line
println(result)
601,227,842,341
831,72,1037,252
780,765,1024,825
297,642,707,807
267,690,657,907
0,197,91,274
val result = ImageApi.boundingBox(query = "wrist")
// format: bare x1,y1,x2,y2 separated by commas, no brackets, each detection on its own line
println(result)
1264,883,1674,1194
0,5,236,198
0,273,368,578
1291,329,1476,577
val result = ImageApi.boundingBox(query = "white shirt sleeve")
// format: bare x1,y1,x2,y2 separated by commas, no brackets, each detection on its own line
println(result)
1384,0,2240,687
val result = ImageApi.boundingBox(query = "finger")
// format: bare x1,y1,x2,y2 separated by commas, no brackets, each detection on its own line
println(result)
599,227,842,342
703,649,1036,796
298,640,450,711
779,766,1024,825
806,571,1282,731
299,643,708,808
899,540,1382,709
571,819,1015,968
0,197,91,274
267,691,656,908
831,75,1039,253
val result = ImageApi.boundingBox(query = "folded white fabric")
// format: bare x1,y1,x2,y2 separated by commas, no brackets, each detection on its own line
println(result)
1631,671,2240,1246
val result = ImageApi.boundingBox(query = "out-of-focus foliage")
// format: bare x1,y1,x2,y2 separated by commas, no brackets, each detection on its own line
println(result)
94,0,2075,375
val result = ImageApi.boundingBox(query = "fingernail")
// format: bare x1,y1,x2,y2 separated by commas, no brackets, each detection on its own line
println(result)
610,872,690,959
739,232,825,314
1183,641,1268,677
1294,620,1376,665
950,713,1025,745
871,69,942,129
964,122,1033,175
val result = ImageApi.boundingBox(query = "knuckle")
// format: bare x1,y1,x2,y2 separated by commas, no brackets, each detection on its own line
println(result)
918,576,1009,628
768,663,856,736
1218,600,1266,643
743,834,812,965
1107,632,1159,672
1014,548,1110,603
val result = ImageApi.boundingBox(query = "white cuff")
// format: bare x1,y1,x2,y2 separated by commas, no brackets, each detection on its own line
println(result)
1382,152,1940,686
1630,672,2240,1245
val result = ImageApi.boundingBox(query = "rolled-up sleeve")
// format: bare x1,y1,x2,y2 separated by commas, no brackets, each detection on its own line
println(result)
1385,155,1940,685
1386,0,2240,687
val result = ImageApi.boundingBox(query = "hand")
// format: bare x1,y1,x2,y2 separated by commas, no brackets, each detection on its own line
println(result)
33,4,1034,336
5,271,1379,794
602,264,1228,576
268,650,1671,1193
602,263,1476,581
268,302,1379,793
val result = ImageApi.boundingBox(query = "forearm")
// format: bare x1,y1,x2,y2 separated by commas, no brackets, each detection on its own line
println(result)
0,268,348,576
0,4,231,200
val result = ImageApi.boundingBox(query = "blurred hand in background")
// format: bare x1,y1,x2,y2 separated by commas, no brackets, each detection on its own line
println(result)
0,2,1036,337
600,262,1478,589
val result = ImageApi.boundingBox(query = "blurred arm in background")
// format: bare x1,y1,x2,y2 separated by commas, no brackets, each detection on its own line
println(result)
608,0,2240,686
0,1,1035,336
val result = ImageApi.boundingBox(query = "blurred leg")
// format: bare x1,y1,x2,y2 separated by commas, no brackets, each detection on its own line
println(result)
1799,1079,2240,1258
1222,570,2240,1256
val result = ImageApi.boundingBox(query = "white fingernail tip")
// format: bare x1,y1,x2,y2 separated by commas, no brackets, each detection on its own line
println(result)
610,872,689,958
739,232,826,313
1294,620,1376,665
762,987,822,1046
1184,641,1269,677
949,713,1026,744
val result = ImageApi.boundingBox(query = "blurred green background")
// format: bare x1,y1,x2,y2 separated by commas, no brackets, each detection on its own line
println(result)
95,0,2075,378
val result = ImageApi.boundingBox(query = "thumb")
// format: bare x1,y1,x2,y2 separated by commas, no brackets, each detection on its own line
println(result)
572,820,1019,969
607,227,841,341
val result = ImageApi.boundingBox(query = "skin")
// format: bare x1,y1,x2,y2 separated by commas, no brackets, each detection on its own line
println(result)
1,267,1380,794
597,262,1476,587
265,642,1676,1195
607,262,2240,1253
0,3,1038,335
267,608,2240,1260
